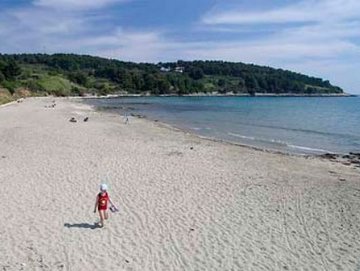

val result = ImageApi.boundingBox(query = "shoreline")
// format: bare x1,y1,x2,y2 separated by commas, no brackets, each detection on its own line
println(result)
0,92,355,107
126,107,360,167
82,97,359,158
0,100,18,107
128,112,314,157
82,92,356,99
81,97,360,171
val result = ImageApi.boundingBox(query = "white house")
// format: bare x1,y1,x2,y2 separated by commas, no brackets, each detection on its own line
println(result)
174,66,184,73
160,67,171,72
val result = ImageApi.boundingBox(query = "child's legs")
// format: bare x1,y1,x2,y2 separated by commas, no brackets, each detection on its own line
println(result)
99,210,105,224
104,211,108,220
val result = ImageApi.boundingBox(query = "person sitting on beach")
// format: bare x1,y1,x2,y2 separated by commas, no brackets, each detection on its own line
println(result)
94,183,117,227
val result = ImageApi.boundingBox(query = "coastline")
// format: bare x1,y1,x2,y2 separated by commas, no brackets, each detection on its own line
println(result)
82,92,356,99
0,100,18,107
0,92,355,106
84,95,360,156
115,101,360,167
1,97,360,270
129,112,311,157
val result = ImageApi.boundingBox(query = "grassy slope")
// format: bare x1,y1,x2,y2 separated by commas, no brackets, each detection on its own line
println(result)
0,87,12,104
37,75,72,95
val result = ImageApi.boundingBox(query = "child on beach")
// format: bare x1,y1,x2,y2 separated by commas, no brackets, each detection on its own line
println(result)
94,183,117,227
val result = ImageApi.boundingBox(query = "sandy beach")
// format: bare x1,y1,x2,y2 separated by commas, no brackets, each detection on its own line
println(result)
1,97,360,271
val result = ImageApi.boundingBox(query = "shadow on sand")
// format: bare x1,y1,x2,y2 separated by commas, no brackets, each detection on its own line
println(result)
64,222,98,230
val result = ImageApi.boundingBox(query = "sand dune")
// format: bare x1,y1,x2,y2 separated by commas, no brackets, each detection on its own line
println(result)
0,97,359,270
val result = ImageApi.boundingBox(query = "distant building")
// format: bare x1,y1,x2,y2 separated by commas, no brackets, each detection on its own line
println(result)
174,66,184,73
160,67,171,72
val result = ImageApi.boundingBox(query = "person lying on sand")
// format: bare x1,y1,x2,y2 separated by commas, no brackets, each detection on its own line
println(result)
94,183,118,227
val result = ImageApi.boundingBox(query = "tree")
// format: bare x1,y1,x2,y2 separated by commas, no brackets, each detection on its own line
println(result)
3,60,21,80
26,80,45,92
0,71,5,82
0,60,6,72
188,67,204,80
217,78,226,87
245,75,259,91
143,74,156,91
0,54,343,95
238,78,246,91
157,77,170,94
257,77,268,91
68,71,88,85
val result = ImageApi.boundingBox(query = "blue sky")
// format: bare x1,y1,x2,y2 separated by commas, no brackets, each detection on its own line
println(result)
0,0,359,93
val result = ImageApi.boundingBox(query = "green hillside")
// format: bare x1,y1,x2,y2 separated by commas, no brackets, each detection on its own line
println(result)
0,53,344,104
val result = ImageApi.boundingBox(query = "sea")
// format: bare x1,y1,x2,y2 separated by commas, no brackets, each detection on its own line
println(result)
86,96,360,155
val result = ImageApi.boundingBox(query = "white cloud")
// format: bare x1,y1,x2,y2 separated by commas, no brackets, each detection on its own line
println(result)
33,0,126,10
54,29,171,62
182,41,356,64
10,8,88,35
203,0,360,25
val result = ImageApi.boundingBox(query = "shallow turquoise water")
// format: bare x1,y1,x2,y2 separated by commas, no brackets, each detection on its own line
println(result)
87,96,360,154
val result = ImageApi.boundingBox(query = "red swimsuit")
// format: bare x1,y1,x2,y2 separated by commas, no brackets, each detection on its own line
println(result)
98,192,109,211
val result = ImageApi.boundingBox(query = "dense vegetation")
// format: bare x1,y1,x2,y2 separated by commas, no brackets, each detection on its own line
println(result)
0,53,343,103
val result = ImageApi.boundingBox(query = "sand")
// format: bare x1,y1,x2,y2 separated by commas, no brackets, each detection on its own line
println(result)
1,97,359,271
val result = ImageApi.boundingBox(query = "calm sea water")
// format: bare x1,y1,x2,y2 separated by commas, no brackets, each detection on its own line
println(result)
86,96,360,154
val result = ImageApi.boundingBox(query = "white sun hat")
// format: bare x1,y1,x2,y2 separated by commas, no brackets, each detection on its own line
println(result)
100,183,108,191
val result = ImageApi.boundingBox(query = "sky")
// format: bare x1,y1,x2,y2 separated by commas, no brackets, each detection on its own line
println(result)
0,0,359,93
